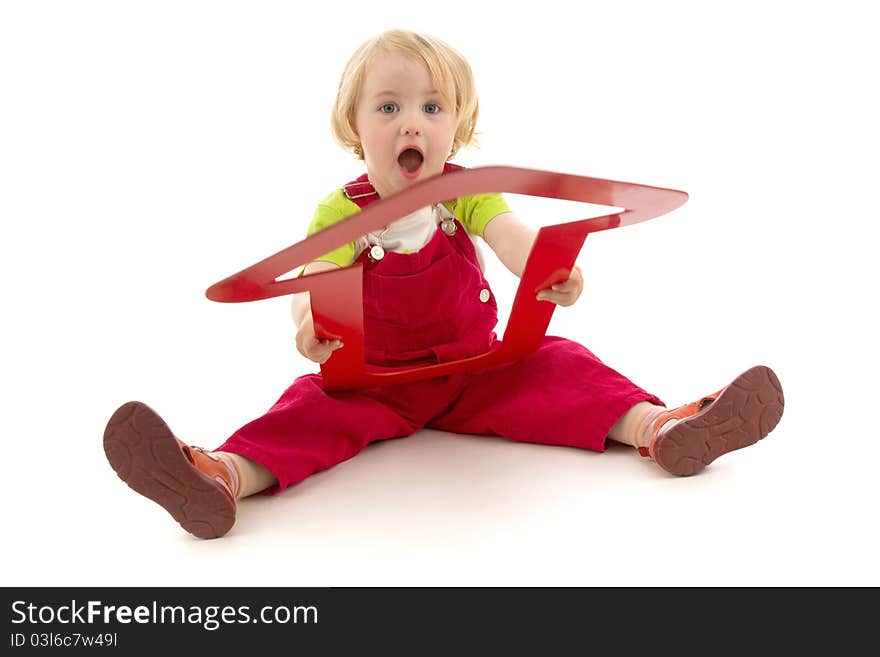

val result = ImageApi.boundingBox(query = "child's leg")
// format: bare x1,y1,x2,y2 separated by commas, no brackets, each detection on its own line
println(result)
212,373,446,495
103,384,414,539
429,336,662,452
607,401,666,448
105,372,462,538
429,337,784,475
213,452,277,499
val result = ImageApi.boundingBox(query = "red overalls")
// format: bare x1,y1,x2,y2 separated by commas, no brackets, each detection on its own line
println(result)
216,174,663,493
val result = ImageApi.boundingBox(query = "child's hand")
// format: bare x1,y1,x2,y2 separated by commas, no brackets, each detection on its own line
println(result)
295,314,344,364
536,265,583,307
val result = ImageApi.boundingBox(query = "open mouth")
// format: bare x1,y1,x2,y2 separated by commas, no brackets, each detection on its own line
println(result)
397,147,424,178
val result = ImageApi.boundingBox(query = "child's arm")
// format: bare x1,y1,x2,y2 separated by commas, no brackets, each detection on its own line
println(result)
291,261,345,364
483,212,583,306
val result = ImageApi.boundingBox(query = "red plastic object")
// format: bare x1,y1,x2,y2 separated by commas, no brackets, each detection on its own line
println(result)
206,166,687,390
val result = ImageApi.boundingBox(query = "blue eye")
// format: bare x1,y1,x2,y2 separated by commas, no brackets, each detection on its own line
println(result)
424,103,440,114
380,103,397,113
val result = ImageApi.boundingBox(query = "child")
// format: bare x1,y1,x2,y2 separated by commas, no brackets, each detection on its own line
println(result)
103,29,785,539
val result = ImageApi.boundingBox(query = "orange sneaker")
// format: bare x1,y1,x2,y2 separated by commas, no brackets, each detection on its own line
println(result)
103,401,239,539
639,365,784,476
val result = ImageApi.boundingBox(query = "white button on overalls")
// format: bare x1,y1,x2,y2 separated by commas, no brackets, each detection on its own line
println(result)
368,245,385,262
479,289,490,303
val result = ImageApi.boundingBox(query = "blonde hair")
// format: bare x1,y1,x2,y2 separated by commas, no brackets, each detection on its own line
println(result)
331,29,479,160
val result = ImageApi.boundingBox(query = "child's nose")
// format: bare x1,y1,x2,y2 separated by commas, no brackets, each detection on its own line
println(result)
399,110,423,136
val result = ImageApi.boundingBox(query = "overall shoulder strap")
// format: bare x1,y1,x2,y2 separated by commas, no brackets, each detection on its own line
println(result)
341,172,377,208
342,163,465,208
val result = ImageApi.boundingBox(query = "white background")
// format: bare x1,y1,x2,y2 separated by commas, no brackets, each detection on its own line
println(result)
2,0,877,586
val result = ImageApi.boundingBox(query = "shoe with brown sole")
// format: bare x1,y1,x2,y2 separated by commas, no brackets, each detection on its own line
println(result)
640,365,784,476
103,401,237,539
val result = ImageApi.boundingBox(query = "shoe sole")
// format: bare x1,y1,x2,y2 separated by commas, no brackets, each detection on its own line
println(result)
653,365,784,476
103,401,235,539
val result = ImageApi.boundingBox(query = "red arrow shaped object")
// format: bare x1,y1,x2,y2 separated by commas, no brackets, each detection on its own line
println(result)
206,166,687,390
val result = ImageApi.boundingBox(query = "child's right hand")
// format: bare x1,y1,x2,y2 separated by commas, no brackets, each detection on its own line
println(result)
295,314,344,364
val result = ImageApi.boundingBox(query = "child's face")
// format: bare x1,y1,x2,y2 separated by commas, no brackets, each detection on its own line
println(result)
354,52,457,199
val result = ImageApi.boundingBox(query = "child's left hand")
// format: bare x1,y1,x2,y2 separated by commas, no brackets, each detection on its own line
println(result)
536,265,583,306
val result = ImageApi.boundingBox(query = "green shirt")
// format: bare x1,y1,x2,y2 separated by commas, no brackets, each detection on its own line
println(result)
305,188,511,268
